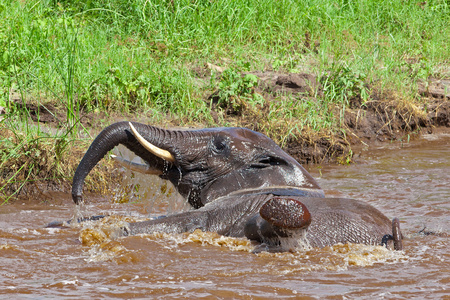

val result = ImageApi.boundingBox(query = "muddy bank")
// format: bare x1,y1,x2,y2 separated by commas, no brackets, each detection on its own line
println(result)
3,72,449,199
13,73,449,165
10,71,450,148
203,70,450,164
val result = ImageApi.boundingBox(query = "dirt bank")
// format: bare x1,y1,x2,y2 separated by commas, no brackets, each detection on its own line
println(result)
203,71,450,164
9,73,450,165
3,72,449,200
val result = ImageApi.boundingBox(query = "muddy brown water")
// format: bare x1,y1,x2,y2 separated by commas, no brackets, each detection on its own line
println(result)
1,133,449,299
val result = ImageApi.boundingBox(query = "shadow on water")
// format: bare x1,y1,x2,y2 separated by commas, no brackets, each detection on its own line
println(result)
0,133,449,298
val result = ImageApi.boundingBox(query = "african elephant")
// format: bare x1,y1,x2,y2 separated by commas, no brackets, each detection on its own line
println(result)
71,122,402,251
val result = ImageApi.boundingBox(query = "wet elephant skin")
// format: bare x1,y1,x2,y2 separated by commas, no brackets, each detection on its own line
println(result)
70,122,402,251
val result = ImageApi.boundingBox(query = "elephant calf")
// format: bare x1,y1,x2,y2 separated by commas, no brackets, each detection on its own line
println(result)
70,122,402,252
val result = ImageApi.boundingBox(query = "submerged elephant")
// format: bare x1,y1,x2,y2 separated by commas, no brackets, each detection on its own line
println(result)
71,121,402,251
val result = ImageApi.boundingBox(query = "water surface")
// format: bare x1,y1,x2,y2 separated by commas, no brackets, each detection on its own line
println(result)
1,133,448,299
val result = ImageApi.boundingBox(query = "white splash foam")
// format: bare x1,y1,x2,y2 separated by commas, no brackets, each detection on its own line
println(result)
44,227,61,234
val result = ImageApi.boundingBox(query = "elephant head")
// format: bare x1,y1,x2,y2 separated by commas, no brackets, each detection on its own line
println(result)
72,122,324,208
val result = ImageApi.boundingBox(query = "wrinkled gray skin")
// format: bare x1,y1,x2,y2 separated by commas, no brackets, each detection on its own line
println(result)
72,121,402,251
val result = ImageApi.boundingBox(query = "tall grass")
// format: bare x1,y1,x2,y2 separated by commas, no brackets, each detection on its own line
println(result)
0,116,71,204
1,0,448,117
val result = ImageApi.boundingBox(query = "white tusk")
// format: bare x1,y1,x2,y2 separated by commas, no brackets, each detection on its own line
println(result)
111,154,163,175
128,122,175,163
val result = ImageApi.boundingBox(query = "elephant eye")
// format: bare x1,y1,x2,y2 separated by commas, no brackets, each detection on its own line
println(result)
211,136,229,153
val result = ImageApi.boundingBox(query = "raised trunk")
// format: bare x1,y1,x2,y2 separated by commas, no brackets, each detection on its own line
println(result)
71,121,174,204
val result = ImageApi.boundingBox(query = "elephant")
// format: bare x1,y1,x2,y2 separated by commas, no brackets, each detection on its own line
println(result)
71,121,402,252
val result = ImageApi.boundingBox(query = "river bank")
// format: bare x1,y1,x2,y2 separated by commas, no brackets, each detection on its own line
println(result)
1,78,448,202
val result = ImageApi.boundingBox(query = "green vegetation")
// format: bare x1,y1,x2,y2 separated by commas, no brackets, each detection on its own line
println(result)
0,118,72,202
213,68,263,114
0,0,449,202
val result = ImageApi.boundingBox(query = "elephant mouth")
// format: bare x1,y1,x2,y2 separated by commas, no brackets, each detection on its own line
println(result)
249,155,287,169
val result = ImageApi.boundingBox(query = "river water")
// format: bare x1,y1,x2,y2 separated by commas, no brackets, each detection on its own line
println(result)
1,133,449,299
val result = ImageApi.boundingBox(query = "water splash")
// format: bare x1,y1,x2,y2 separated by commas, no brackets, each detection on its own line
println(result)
111,148,190,215
139,230,254,252
184,230,253,252
278,229,311,252
71,203,85,224
257,243,409,273
78,215,142,263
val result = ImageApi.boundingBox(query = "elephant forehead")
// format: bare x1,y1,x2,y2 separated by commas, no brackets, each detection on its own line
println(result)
229,127,271,140
194,127,277,146
223,128,279,149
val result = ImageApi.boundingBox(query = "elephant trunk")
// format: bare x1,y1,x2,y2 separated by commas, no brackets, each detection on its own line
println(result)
71,121,175,205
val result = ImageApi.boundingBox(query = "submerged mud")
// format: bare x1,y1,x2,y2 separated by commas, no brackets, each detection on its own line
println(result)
0,133,448,298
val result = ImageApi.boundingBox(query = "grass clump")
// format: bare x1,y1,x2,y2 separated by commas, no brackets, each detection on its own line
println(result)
0,117,119,204
0,119,73,203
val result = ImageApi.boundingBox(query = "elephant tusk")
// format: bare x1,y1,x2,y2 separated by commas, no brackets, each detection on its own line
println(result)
110,154,163,175
129,122,175,163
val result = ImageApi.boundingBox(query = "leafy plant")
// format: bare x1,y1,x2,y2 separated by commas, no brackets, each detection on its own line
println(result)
321,64,369,108
214,68,263,114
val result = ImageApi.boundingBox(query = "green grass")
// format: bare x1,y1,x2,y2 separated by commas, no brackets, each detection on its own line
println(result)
0,116,71,204
0,115,120,204
0,0,449,201
1,0,448,117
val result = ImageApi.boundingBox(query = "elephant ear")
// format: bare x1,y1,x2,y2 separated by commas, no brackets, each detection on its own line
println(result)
260,197,312,229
